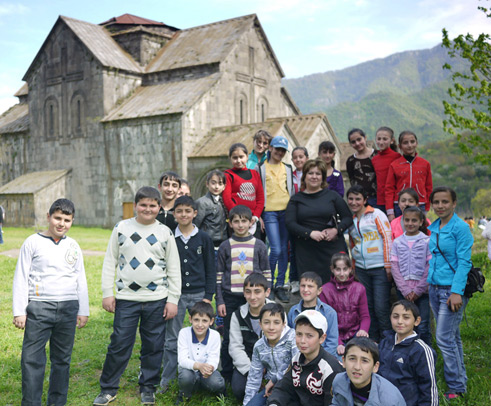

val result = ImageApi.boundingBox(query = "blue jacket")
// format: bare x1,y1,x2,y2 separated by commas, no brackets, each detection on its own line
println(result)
331,372,406,406
287,298,339,359
427,213,473,295
378,331,438,406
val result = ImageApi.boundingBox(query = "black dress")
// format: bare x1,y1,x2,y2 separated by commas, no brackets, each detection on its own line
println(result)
285,188,353,284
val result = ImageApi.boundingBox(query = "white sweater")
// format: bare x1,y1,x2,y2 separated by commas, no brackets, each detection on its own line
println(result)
12,233,89,317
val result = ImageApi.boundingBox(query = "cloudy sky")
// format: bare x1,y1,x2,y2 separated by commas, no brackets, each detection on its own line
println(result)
0,0,488,113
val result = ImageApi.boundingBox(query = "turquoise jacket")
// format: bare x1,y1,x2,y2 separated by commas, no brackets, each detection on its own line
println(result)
427,212,473,295
246,150,267,169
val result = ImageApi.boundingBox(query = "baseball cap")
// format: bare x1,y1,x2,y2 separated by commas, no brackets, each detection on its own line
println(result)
294,310,327,333
270,136,289,150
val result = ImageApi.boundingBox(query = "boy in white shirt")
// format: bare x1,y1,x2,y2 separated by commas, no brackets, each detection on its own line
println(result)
177,301,225,403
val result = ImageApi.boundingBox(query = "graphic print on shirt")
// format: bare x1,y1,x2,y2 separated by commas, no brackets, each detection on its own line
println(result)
65,242,79,266
237,182,256,201
306,366,324,395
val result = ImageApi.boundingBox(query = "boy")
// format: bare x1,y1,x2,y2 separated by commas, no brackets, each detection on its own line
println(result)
331,337,406,406
93,186,181,406
247,129,272,169
156,171,181,231
177,301,225,403
160,195,216,391
216,204,272,382
287,272,339,358
244,303,298,406
378,300,437,406
177,178,192,197
229,273,273,401
12,198,89,406
267,310,344,406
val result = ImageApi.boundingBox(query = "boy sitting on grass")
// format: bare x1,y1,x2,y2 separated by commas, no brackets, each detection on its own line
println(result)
93,186,181,406
287,272,339,358
229,273,273,401
378,300,437,406
243,303,298,406
331,337,406,406
177,301,225,404
13,198,89,406
267,310,344,406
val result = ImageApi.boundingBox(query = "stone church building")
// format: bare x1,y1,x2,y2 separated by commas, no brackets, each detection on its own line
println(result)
0,13,340,227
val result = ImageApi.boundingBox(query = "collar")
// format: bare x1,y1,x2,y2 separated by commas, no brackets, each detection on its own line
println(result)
394,331,417,345
175,224,198,239
38,233,67,245
191,327,210,344
353,205,375,219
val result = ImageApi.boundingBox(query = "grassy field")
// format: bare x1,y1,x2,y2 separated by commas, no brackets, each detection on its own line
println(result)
0,226,490,405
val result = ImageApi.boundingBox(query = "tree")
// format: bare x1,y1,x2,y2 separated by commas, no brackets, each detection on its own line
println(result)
442,4,491,165
471,188,491,217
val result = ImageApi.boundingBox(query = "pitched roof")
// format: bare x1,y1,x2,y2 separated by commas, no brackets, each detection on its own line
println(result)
102,73,221,121
14,83,28,97
146,14,283,76
100,13,166,26
23,16,142,80
275,114,328,146
0,169,71,194
189,120,293,158
0,103,29,134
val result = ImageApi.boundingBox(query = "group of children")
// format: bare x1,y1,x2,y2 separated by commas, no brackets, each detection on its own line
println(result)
11,126,464,406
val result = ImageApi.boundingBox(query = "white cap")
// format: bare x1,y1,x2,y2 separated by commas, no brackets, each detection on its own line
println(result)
294,310,327,333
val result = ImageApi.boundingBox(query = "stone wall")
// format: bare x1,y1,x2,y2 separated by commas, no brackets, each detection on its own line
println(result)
0,132,28,185
0,193,34,227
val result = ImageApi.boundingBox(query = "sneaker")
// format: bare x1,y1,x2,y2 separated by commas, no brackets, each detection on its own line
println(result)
93,393,116,406
275,287,289,303
290,281,300,294
141,392,155,405
444,392,464,400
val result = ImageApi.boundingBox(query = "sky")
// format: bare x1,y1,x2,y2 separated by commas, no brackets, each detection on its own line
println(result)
0,0,489,113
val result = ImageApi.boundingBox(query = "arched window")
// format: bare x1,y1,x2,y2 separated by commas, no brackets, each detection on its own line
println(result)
256,96,269,122
236,92,248,124
70,91,86,137
44,97,59,139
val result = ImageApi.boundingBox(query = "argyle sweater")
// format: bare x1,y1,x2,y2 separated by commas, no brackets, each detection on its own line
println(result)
101,218,181,304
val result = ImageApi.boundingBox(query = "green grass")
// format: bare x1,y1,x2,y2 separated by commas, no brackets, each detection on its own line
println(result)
1,227,490,405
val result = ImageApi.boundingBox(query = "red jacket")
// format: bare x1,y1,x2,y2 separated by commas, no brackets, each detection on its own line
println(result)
385,155,433,213
222,168,264,218
371,148,401,205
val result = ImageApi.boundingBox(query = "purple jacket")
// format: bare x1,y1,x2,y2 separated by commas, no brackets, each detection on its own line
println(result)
326,169,345,197
319,276,370,345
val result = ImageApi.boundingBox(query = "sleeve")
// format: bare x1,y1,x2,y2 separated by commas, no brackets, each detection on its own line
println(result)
374,211,392,269
346,156,355,185
335,171,345,198
322,365,338,406
413,243,430,297
215,242,228,306
450,223,474,295
75,248,90,316
287,306,296,328
266,366,299,406
358,284,371,333
164,232,182,305
390,240,410,297
12,239,33,316
194,197,207,228
333,193,353,235
203,234,216,301
252,170,265,218
243,346,264,405
229,312,251,375
413,345,438,406
207,330,221,370
323,306,339,357
222,171,235,212
482,221,491,240
330,374,344,406
101,226,120,298
385,164,397,214
285,196,312,239
256,240,272,285
178,329,195,371
424,161,433,212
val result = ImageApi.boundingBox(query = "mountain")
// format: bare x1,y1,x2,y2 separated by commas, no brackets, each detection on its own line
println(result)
283,44,468,142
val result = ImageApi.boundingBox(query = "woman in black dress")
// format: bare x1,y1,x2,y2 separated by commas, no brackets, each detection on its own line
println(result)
286,159,353,284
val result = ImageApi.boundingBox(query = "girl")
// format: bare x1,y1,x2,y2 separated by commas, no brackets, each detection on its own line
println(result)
346,129,377,207
385,131,433,222
319,252,370,356
195,170,228,249
390,188,431,240
427,186,473,400
291,146,308,193
391,206,432,345
371,126,400,212
318,141,344,197
222,143,264,236
347,185,392,342
255,136,295,302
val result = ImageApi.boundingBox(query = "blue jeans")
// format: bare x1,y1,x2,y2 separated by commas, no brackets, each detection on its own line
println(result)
429,285,468,393
355,266,391,341
246,388,267,406
231,369,247,401
0,224,3,244
161,291,205,387
396,290,432,345
21,300,79,406
262,210,288,288
178,368,225,398
100,299,167,394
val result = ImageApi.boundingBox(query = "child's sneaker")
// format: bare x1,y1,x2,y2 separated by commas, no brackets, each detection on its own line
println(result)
141,392,155,405
290,281,300,294
444,392,463,400
93,392,116,405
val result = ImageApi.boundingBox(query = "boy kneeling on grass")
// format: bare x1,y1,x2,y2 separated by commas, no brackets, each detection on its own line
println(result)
177,301,225,404
267,309,344,406
13,198,89,406
331,337,406,406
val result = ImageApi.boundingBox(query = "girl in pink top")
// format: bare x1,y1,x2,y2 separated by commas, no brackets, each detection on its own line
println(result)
319,252,370,356
390,188,431,240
